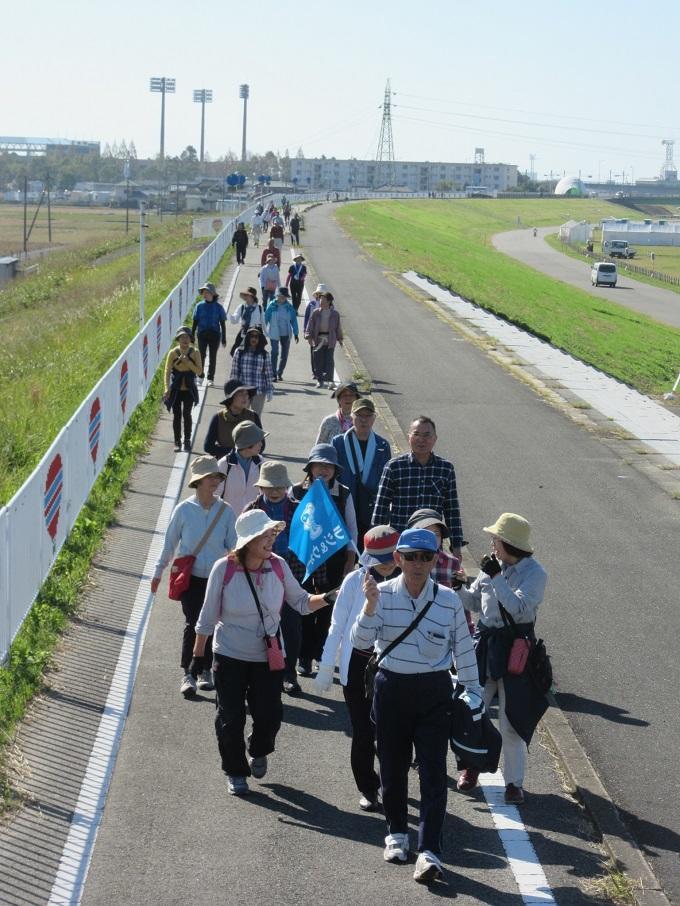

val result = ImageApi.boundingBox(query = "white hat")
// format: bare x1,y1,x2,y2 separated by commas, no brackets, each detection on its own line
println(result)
233,510,285,551
314,283,327,294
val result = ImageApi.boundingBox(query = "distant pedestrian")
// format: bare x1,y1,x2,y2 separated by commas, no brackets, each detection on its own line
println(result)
151,456,237,698
229,287,265,356
230,327,274,415
217,420,267,516
203,379,263,460
260,239,281,268
192,282,227,388
314,526,400,811
303,283,327,375
259,255,281,305
191,510,332,796
231,221,249,264
270,219,285,251
308,292,343,389
251,211,263,246
286,253,307,313
315,381,360,445
264,286,299,382
163,327,203,452
290,212,301,247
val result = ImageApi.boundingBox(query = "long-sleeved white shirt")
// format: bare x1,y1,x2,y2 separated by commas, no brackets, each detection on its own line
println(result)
228,302,265,330
350,575,481,692
153,497,237,580
319,567,373,685
195,555,311,661
458,556,547,628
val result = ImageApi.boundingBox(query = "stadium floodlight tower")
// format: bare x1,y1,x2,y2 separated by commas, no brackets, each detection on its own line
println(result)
376,79,396,189
239,84,250,163
193,89,213,163
150,77,176,161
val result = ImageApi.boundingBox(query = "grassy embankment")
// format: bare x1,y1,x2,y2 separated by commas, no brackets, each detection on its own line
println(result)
335,199,680,396
0,222,233,812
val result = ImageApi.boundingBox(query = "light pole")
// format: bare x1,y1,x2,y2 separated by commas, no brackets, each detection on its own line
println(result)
239,84,249,163
149,77,176,161
139,203,147,332
193,89,213,163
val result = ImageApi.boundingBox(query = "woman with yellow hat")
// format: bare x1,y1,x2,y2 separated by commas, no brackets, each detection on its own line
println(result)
456,513,548,805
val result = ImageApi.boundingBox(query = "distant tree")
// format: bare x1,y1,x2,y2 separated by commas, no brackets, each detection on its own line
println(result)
180,145,199,163
102,143,113,158
128,140,138,159
118,140,129,159
296,147,305,159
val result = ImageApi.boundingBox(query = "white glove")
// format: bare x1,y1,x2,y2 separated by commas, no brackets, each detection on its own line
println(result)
313,664,334,694
459,687,484,712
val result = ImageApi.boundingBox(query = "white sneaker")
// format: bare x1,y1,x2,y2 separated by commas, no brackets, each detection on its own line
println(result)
413,851,443,883
180,673,197,698
327,381,336,391
206,380,213,388
197,669,214,691
384,833,409,863
315,380,325,389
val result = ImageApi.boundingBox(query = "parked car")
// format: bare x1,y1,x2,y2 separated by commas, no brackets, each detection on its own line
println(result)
591,262,618,287
603,239,636,259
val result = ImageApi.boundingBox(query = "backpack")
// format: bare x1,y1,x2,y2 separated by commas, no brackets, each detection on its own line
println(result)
222,555,286,609
195,301,223,334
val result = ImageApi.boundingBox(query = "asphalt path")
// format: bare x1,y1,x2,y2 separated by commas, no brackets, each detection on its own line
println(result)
308,203,680,901
493,227,680,329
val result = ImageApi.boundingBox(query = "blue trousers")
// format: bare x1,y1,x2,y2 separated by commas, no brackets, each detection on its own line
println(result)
373,669,452,854
270,335,291,378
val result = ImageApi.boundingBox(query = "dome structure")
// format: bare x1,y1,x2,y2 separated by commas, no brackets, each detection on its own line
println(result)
554,176,586,197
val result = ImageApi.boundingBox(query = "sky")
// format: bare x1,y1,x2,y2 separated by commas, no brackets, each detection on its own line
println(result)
3,0,679,183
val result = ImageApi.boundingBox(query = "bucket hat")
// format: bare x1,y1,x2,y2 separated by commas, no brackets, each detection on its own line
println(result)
254,461,291,488
232,420,268,450
220,379,256,407
233,510,285,551
174,326,193,341
187,455,222,488
304,443,343,474
313,283,327,294
199,282,217,295
396,528,439,553
483,513,533,553
292,253,305,260
407,507,450,539
359,525,400,567
331,381,359,400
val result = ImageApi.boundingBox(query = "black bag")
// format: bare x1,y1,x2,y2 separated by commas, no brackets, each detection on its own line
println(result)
527,637,553,694
449,682,502,774
364,583,439,699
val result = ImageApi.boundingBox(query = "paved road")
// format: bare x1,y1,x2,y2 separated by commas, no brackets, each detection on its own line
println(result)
493,227,680,330
308,204,680,902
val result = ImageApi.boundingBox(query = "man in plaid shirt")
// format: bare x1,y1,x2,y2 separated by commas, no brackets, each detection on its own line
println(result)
372,417,463,557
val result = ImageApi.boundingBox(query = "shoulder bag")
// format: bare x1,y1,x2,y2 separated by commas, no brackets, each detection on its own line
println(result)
498,601,553,693
168,505,225,600
364,583,439,699
243,567,286,671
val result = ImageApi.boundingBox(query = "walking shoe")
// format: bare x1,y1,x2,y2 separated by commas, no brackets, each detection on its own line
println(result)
359,793,380,812
504,783,525,804
173,441,182,453
180,673,197,698
327,381,336,391
206,380,213,388
283,679,302,695
248,755,268,779
413,851,443,883
315,380,325,389
457,768,480,792
197,669,214,691
183,440,192,452
296,659,313,677
384,833,410,863
277,373,283,381
272,375,278,382
227,776,249,796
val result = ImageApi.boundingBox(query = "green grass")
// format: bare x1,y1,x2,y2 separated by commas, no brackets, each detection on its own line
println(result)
335,199,680,395
0,217,208,504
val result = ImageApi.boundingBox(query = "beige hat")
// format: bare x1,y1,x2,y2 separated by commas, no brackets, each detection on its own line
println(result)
483,513,533,553
233,510,285,551
314,283,327,294
188,455,222,488
254,461,290,488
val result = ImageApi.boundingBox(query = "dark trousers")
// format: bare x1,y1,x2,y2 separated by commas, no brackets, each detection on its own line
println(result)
235,246,247,264
280,603,301,683
312,345,335,382
270,335,291,378
300,605,333,663
198,330,221,381
262,288,275,305
180,576,212,670
373,669,452,854
289,279,304,312
213,654,283,776
172,390,193,444
342,651,380,797
291,229,300,246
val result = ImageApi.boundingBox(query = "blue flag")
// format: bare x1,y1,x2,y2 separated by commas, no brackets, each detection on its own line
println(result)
289,479,353,582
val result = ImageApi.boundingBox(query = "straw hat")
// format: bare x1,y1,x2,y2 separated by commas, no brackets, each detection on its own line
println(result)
233,510,285,551
254,461,290,488
187,455,222,488
483,513,533,553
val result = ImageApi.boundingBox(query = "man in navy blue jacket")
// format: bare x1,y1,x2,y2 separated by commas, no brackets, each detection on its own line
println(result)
333,398,391,551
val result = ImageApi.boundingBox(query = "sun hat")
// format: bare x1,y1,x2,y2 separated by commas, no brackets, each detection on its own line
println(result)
314,283,327,294
351,397,375,415
239,288,257,302
276,286,290,298
245,326,267,346
331,381,359,400
304,443,343,474
293,252,305,261
359,525,400,567
407,507,450,539
232,420,268,450
187,455,222,488
254,461,291,488
220,379,256,406
396,528,439,553
483,513,533,553
174,326,193,341
199,282,217,294
233,510,285,551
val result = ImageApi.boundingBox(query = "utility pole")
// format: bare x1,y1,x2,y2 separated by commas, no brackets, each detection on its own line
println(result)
376,79,396,188
239,84,249,163
46,174,52,243
23,175,28,255
139,203,147,332
193,89,213,163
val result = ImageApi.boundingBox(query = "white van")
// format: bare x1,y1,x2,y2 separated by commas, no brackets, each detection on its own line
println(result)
591,262,617,287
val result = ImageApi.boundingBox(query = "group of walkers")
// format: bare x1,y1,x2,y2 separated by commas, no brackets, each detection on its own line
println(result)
155,212,549,886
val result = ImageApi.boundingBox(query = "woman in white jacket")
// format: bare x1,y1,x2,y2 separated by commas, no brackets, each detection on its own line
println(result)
314,525,400,811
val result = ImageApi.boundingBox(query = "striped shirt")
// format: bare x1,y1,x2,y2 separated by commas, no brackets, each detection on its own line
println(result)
350,575,480,690
371,452,463,544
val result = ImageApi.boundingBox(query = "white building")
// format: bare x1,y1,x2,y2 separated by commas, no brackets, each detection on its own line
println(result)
601,219,680,247
290,157,518,193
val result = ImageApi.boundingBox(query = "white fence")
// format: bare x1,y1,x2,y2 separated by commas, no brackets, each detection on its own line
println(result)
0,202,263,661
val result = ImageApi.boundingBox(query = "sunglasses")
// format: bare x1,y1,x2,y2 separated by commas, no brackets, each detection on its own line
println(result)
401,551,435,563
